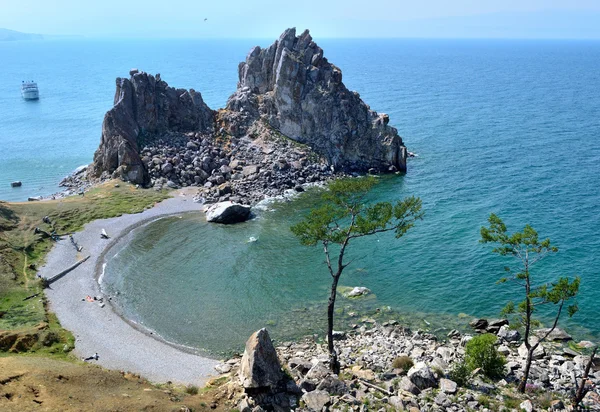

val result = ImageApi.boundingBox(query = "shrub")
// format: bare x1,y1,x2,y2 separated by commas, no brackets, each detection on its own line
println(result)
449,360,471,387
185,385,199,395
465,334,506,379
392,356,414,373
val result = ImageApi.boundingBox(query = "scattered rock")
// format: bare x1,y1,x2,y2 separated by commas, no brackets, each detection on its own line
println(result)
535,328,572,341
407,362,437,390
439,378,457,394
344,286,371,298
301,389,330,411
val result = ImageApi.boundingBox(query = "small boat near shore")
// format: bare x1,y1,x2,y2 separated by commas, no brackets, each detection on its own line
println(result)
21,81,39,100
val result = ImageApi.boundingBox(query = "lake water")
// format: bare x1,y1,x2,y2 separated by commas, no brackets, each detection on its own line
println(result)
2,38,599,356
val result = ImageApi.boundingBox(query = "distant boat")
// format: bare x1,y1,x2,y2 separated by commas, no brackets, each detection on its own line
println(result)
21,81,39,100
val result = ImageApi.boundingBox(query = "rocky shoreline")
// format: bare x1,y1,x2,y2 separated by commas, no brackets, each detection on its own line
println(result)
211,319,599,411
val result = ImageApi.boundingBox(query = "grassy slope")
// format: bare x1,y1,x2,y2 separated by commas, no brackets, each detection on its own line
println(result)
0,181,169,357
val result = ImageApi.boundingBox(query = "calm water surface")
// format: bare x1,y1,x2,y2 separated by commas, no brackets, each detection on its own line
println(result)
2,38,599,355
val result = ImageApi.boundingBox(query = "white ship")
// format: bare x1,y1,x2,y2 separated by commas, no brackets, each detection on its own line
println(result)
21,81,39,100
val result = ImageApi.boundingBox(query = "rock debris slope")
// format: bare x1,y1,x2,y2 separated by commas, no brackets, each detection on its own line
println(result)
91,70,215,185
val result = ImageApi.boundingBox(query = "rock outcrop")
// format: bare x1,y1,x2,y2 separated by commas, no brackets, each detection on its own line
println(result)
239,328,284,390
90,28,409,192
90,70,215,184
223,28,407,173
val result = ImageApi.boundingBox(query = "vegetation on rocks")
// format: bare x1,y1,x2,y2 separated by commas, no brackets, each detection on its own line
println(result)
480,213,581,392
464,334,506,379
291,177,423,373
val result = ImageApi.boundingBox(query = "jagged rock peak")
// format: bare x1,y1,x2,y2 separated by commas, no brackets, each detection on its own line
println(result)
90,70,215,184
225,28,407,172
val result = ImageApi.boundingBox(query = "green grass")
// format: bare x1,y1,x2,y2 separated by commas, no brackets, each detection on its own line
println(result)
0,181,170,357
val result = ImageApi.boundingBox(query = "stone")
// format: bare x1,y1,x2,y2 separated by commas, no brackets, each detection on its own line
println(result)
407,362,437,390
388,396,405,410
399,376,420,395
239,329,284,389
305,362,330,381
469,318,488,330
10,181,22,187
488,318,509,328
534,328,572,341
301,389,330,411
205,201,251,224
214,363,232,374
497,325,521,342
316,376,347,395
520,400,533,412
518,337,546,359
439,378,457,394
345,287,371,298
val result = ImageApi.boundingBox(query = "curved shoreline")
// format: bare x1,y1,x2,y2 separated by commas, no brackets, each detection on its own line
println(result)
40,188,219,385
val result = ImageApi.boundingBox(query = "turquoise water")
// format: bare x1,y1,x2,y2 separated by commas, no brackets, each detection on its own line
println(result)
2,38,599,354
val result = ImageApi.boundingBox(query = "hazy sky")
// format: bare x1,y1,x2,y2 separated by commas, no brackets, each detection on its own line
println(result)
1,0,600,39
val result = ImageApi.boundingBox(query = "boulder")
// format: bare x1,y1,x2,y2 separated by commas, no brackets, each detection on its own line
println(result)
399,376,420,395
520,400,533,412
239,328,284,389
344,287,371,298
301,390,330,411
497,325,521,342
316,376,347,395
205,201,251,224
407,362,437,390
534,327,572,341
469,318,488,330
439,378,457,394
518,337,546,360
305,362,330,381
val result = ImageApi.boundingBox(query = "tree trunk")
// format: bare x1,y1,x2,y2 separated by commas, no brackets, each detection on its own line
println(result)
573,347,597,409
519,349,534,393
327,274,341,374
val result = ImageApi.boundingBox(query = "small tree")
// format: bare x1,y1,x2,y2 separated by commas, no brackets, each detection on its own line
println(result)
480,213,580,392
291,177,423,373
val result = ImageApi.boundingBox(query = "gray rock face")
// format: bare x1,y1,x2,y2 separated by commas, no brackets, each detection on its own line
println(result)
91,71,215,184
239,328,284,389
535,327,572,341
224,28,407,173
205,201,251,224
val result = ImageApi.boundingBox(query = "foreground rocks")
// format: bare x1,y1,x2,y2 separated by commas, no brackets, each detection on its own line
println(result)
88,28,409,205
212,320,599,411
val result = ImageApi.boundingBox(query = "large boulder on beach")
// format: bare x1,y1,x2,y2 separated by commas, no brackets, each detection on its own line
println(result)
221,28,407,173
90,71,215,184
205,201,251,224
239,328,284,389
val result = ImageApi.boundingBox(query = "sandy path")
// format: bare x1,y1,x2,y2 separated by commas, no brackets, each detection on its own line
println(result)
41,189,219,385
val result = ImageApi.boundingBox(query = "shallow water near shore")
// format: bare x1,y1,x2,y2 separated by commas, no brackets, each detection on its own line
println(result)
3,38,600,354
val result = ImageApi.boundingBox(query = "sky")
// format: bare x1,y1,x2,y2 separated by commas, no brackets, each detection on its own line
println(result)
1,0,600,39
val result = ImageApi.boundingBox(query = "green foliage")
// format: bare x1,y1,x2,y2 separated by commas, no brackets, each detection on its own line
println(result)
480,214,580,330
291,177,423,370
291,177,423,248
449,360,471,387
185,385,199,395
391,355,414,373
464,334,506,379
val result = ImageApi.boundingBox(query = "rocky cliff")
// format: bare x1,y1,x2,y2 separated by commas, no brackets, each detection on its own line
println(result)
222,28,407,172
90,70,215,184
90,28,408,189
